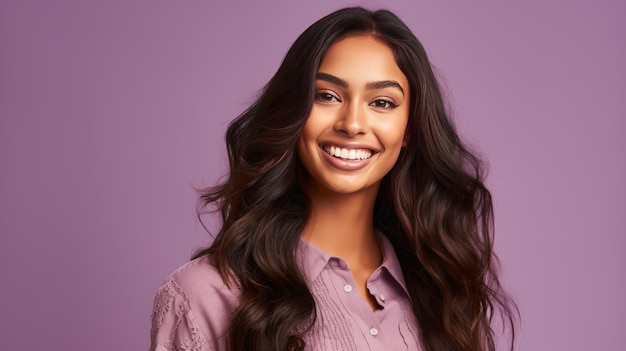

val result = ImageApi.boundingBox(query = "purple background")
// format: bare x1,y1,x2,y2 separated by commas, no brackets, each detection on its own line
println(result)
1,1,624,350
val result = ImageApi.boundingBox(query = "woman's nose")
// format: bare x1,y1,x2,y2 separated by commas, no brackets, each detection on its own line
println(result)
334,102,368,137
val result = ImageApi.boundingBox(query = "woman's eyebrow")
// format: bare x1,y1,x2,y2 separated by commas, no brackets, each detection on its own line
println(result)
316,73,348,88
366,80,404,96
316,72,404,96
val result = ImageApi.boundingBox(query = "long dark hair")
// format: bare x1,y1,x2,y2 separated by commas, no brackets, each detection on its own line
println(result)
194,7,517,351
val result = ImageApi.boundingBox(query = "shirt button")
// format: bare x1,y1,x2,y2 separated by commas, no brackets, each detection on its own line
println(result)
379,294,385,302
369,327,379,336
343,284,352,293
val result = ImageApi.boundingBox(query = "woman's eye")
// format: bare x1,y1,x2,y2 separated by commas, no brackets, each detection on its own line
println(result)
370,99,396,109
315,92,340,102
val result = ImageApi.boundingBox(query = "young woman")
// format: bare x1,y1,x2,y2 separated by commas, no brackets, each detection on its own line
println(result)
150,7,517,351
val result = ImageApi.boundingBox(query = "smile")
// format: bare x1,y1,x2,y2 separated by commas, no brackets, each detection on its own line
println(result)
322,144,373,161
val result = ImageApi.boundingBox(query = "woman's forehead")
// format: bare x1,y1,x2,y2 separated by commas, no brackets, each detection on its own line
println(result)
317,35,408,93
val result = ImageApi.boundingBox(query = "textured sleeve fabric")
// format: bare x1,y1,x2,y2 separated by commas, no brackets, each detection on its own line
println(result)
150,278,211,351
149,256,238,351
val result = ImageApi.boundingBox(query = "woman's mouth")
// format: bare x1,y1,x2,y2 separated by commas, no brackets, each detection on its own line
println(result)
322,145,374,161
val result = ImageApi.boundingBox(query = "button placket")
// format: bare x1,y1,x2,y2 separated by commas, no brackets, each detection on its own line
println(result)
329,257,387,346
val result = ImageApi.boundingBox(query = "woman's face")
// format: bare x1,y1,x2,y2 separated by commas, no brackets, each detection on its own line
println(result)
297,35,410,196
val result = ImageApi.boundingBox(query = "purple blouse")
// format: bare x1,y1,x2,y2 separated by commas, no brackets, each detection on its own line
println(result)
149,233,421,350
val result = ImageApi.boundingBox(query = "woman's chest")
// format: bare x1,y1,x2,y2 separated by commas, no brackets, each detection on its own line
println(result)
303,269,421,351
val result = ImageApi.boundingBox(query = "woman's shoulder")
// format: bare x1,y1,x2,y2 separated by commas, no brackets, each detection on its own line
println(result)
157,255,240,318
168,255,235,298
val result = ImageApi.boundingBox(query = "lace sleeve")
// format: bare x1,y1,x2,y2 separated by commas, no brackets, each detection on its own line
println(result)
149,278,212,351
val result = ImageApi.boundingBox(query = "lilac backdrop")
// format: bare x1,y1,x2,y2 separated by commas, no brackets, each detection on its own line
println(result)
1,1,624,350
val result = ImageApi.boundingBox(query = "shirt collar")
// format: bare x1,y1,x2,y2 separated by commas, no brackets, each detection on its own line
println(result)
297,230,409,296
376,231,410,296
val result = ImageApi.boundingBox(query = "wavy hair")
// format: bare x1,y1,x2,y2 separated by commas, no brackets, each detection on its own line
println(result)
193,7,517,351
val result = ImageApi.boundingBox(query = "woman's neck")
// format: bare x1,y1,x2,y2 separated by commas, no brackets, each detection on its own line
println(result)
301,183,381,270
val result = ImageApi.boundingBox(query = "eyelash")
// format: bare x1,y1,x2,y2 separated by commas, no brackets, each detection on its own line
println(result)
370,99,397,109
314,91,397,110
315,92,341,102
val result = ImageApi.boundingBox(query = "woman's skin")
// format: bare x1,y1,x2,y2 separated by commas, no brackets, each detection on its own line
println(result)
297,35,410,311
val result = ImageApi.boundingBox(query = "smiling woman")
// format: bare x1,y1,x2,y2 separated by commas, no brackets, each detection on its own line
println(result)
298,36,410,197
149,7,517,351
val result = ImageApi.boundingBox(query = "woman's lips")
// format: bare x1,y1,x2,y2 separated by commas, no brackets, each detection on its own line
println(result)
319,144,376,170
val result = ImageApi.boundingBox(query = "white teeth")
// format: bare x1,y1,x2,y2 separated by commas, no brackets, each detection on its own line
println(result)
324,145,372,160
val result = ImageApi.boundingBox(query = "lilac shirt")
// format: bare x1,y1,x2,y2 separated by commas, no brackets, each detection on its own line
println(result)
149,233,421,350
